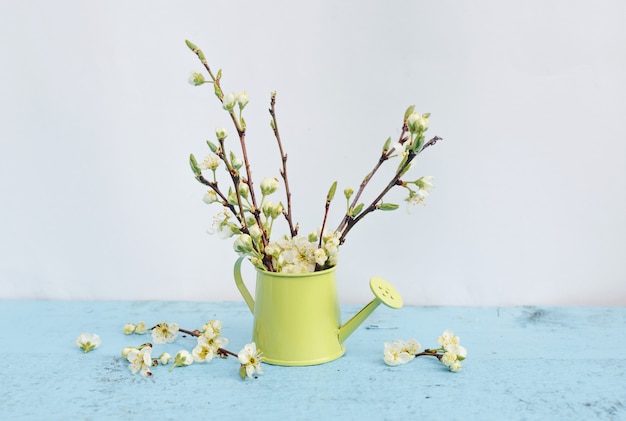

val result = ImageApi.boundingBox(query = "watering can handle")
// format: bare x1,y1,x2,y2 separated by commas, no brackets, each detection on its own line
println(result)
234,256,255,313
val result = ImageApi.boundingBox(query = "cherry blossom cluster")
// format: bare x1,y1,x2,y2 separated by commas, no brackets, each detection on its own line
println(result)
383,329,467,372
186,40,441,273
120,320,263,379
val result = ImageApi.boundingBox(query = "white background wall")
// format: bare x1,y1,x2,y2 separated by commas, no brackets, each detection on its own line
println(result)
1,0,625,305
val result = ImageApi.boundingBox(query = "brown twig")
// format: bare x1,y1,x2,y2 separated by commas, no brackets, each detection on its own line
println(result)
415,349,443,360
269,92,298,237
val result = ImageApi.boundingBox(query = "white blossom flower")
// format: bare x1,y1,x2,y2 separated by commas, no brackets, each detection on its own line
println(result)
208,210,239,238
383,341,413,366
238,342,263,379
314,248,328,266
437,329,460,349
260,177,280,195
151,322,179,344
127,345,153,377
192,339,217,363
192,333,228,363
441,351,463,372
201,152,221,171
393,142,408,158
202,320,223,337
446,343,467,359
403,338,422,355
123,323,136,335
416,176,434,194
404,178,433,207
75,333,101,353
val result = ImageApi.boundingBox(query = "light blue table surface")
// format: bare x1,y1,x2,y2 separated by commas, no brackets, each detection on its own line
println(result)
0,301,624,420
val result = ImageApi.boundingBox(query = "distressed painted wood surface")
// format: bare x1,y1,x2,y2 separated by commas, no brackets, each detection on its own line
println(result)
0,301,625,420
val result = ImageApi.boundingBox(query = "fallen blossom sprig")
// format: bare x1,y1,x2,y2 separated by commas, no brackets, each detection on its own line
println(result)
384,329,467,372
120,320,264,379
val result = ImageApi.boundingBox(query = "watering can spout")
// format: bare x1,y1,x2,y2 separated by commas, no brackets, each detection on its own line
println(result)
338,277,403,344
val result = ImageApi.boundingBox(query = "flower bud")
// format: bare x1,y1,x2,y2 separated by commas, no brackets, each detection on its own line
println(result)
227,188,238,205
260,177,279,195
262,201,283,219
121,346,137,358
123,323,136,335
203,190,219,204
222,92,236,111
233,234,254,255
231,156,243,170
236,91,249,109
344,187,354,200
135,321,147,335
158,352,172,365
407,111,429,133
215,127,227,140
248,224,263,239
238,183,249,199
188,72,206,86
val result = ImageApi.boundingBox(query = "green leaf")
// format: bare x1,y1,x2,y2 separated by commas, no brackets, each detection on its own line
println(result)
214,82,223,100
216,69,222,82
239,365,247,380
378,203,399,211
197,49,206,62
327,181,338,201
351,203,364,217
403,105,415,121
382,136,391,154
189,154,201,176
185,40,198,51
206,140,218,153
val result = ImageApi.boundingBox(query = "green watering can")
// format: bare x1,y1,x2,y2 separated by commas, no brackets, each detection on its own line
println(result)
234,257,403,366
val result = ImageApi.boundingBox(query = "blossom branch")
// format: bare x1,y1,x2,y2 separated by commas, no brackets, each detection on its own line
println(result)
190,170,245,226
217,138,252,234
336,125,409,235
186,40,273,269
338,135,442,244
269,92,298,237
